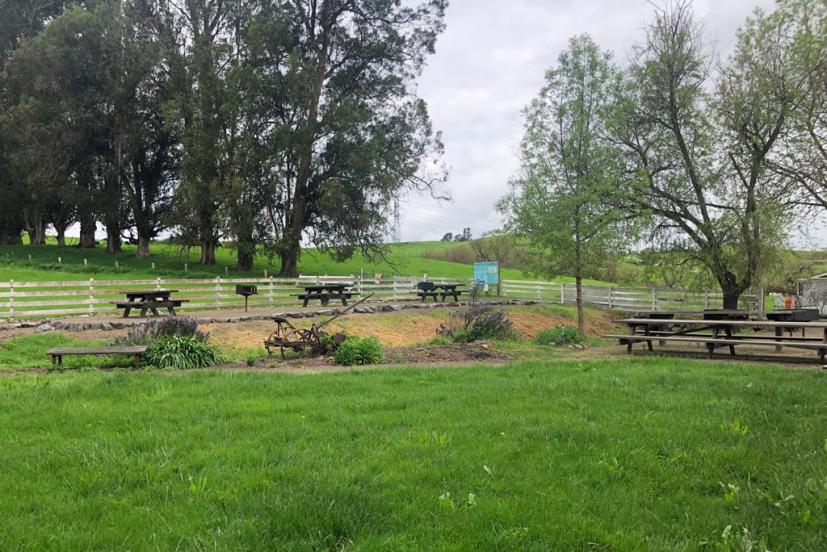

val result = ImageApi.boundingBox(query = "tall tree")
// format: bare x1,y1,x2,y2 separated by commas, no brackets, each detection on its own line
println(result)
166,0,244,265
500,35,627,333
764,0,827,210
250,0,448,276
608,1,801,309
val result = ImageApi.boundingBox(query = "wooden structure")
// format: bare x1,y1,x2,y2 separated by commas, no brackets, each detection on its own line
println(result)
47,346,147,369
113,290,187,318
607,317,827,365
416,282,465,302
265,293,373,357
296,283,353,307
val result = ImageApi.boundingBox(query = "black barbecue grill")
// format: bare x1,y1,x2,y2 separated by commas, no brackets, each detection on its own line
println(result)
235,284,258,312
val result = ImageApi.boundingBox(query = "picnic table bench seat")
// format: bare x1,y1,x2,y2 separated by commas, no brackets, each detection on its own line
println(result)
295,292,353,307
606,334,827,361
47,346,147,369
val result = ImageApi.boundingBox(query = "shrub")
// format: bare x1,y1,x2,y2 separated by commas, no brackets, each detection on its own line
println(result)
116,317,208,346
438,303,514,343
535,326,583,346
144,336,221,370
334,337,384,366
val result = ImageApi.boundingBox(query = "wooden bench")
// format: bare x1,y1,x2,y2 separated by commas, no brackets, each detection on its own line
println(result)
416,289,440,302
112,299,188,317
606,334,827,363
295,293,353,307
47,346,148,369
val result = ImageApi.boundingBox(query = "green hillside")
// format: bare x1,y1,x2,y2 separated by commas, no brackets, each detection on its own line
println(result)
0,239,605,284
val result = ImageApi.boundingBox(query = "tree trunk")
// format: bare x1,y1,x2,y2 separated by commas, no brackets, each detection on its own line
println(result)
279,247,299,278
56,227,66,247
136,235,151,258
237,238,255,272
200,239,216,265
79,215,97,248
722,288,741,310
575,274,585,335
106,224,121,254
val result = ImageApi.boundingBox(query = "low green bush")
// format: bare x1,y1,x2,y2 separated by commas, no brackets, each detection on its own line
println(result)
144,336,221,370
535,326,583,346
333,337,384,366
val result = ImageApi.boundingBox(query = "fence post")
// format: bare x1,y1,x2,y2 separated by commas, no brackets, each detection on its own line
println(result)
609,287,614,310
268,276,274,307
651,288,656,311
560,283,565,304
88,278,95,316
704,291,709,310
215,276,221,310
758,288,765,313
156,277,162,291
9,279,14,319
536,283,541,300
393,277,398,302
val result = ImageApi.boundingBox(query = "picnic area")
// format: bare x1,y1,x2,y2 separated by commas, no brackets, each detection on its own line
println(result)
2,0,827,549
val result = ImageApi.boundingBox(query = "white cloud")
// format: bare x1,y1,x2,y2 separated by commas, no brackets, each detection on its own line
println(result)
401,0,779,243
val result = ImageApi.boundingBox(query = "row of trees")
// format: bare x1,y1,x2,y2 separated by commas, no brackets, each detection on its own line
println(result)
0,0,447,275
502,0,827,332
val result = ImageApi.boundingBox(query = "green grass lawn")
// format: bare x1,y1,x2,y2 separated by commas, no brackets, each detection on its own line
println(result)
0,239,611,284
0,359,824,549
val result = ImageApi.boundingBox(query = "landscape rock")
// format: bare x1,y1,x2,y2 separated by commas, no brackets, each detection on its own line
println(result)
36,323,54,333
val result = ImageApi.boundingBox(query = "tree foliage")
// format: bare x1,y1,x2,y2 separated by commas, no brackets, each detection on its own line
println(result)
500,34,628,331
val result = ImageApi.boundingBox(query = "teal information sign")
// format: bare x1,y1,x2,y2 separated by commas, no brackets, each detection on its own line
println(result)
473,261,499,285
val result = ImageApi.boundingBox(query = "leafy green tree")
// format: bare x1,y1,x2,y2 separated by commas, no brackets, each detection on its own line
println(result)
500,35,627,332
608,1,801,309
249,0,448,276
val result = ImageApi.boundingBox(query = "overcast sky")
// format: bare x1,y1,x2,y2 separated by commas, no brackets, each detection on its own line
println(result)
397,0,781,243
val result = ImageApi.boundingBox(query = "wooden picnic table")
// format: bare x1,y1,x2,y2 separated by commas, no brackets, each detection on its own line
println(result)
297,284,353,307
608,317,827,365
416,282,465,302
114,289,187,318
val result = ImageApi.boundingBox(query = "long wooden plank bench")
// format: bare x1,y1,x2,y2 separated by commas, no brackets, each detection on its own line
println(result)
112,299,189,317
606,334,827,362
47,346,147,369
295,293,353,307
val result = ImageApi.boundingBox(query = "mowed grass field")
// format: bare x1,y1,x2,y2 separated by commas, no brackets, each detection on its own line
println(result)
0,359,824,549
0,239,611,284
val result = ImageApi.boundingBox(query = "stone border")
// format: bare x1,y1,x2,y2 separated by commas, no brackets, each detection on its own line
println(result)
1,300,540,333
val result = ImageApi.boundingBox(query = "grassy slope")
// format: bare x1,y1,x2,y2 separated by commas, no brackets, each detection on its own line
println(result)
0,240,609,284
0,360,824,549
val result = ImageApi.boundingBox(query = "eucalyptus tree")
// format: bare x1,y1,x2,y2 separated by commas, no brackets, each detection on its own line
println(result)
249,0,448,276
608,1,802,309
499,35,627,333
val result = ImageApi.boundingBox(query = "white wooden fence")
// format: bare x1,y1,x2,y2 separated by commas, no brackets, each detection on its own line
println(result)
0,275,759,319
501,280,760,312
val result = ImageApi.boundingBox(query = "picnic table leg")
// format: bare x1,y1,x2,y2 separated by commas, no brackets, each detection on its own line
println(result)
321,297,329,306
708,328,719,358
167,305,176,316
774,327,783,352
341,296,348,306
725,327,735,356
123,306,131,318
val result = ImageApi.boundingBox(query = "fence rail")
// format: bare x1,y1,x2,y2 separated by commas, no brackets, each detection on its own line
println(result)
501,280,759,312
0,275,759,319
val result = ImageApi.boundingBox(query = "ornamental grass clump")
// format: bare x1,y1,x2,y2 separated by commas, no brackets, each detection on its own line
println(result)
535,326,583,346
116,316,208,346
438,303,514,343
144,336,221,370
